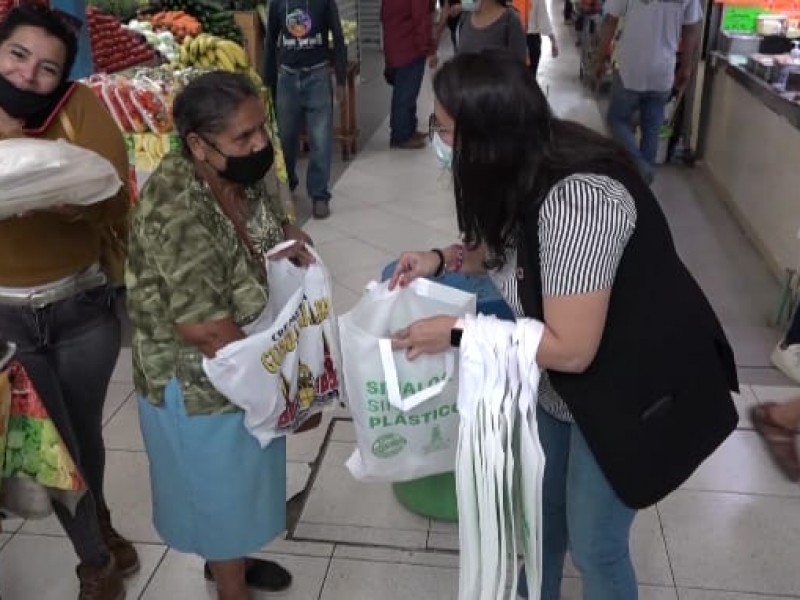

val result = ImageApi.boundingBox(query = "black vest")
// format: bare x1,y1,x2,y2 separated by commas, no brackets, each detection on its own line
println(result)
517,164,739,509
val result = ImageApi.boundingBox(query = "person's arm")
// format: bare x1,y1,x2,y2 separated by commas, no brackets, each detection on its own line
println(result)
675,0,703,91
263,1,282,90
411,0,437,64
328,0,348,88
142,186,246,358
594,0,625,75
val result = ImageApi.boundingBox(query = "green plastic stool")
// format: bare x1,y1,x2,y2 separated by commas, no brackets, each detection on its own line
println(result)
393,472,459,522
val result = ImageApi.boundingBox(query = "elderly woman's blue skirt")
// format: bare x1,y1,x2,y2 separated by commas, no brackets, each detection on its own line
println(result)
137,378,286,561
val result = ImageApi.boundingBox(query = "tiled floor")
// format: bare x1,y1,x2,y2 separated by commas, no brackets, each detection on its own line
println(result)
4,14,800,600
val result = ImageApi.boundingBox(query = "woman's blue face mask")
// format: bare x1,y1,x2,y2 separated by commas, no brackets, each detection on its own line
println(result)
432,131,453,170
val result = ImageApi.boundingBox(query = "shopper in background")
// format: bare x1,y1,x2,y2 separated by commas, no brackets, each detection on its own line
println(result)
595,0,702,184
525,0,559,77
436,0,463,51
127,72,312,600
0,5,137,599
381,0,438,150
390,52,737,600
456,0,528,63
264,0,347,219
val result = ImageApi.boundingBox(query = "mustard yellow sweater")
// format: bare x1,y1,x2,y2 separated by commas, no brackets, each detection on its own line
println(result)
0,84,130,286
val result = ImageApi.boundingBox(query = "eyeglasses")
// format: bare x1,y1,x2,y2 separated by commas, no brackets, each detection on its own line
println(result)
14,0,84,37
428,113,451,142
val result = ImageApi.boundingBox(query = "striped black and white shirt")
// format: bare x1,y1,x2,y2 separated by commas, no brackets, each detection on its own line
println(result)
490,174,637,422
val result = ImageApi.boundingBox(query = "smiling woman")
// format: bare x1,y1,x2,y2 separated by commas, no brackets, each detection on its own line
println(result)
0,3,137,600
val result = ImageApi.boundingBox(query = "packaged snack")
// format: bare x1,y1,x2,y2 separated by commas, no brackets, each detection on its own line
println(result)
100,77,133,132
114,79,147,133
130,77,173,133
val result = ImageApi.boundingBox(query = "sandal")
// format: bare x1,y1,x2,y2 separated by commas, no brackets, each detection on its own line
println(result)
751,403,800,482
204,558,292,592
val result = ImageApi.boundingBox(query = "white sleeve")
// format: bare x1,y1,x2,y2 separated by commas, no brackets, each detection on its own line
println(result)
683,0,703,25
604,0,627,19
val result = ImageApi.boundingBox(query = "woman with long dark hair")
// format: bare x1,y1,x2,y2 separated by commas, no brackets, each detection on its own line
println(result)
390,52,738,600
0,4,135,598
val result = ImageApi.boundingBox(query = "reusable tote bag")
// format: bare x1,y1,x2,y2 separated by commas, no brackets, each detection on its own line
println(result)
340,279,476,482
203,241,341,446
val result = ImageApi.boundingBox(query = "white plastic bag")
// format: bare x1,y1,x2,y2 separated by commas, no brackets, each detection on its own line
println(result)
202,241,341,446
0,138,122,220
340,279,476,482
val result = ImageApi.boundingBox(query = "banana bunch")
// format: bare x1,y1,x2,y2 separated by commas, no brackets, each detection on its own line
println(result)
176,34,249,72
134,134,172,171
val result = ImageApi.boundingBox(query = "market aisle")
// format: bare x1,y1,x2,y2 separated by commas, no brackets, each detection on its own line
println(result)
2,9,800,600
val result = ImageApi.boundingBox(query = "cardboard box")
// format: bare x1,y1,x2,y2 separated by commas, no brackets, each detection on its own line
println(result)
234,11,265,70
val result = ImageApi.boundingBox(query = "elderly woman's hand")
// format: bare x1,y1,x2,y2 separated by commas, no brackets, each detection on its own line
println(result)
268,240,316,267
283,222,313,246
389,251,442,290
391,315,458,360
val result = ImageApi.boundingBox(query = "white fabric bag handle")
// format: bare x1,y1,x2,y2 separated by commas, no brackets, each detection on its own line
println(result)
377,338,455,411
264,239,323,264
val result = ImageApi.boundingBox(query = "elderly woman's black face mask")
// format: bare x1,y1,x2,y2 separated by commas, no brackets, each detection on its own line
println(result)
201,136,275,186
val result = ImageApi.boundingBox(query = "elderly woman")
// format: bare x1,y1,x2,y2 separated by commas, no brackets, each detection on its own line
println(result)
391,52,737,600
126,71,312,600
0,4,135,598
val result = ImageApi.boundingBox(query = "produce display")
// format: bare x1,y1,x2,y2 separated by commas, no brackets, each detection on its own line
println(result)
335,19,358,46
126,19,181,63
177,33,245,69
158,0,243,45
87,6,157,73
143,10,202,41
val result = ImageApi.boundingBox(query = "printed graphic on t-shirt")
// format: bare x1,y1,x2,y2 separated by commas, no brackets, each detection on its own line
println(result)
287,7,312,37
282,0,324,49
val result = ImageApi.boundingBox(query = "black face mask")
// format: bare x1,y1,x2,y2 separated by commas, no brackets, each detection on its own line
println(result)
0,73,70,123
203,137,275,186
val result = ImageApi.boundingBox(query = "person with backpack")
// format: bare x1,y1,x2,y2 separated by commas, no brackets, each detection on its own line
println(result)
456,0,528,63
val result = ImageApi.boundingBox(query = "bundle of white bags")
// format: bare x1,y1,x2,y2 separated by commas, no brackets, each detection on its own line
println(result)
339,279,475,482
203,241,342,446
456,314,546,600
0,138,121,220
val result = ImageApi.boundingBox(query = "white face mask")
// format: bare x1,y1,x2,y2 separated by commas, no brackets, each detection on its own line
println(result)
432,131,453,170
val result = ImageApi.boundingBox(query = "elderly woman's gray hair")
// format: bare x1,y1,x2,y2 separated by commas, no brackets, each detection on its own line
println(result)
172,71,260,156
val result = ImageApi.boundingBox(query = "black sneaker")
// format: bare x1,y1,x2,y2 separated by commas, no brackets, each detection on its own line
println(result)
313,200,331,219
204,558,292,592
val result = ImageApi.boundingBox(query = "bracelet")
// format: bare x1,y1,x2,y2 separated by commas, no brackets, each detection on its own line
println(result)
431,248,446,278
449,244,465,273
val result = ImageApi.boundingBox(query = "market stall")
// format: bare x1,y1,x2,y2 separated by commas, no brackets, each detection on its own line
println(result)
696,0,800,279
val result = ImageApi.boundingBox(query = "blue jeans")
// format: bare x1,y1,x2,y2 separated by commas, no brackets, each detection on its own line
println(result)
518,406,638,600
606,72,671,182
276,65,333,202
0,284,121,566
390,56,426,146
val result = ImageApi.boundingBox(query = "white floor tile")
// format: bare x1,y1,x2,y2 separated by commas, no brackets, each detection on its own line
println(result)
102,382,134,426
427,531,459,551
660,490,800,596
141,549,330,599
314,238,394,278
287,462,311,501
104,396,144,451
320,557,458,600
332,283,360,315
0,533,10,550
681,431,800,496
334,263,388,295
111,348,133,384
299,442,429,532
678,589,798,600
751,385,800,404
559,578,678,600
329,420,356,443
287,413,333,464
333,545,459,569
0,534,165,600
293,522,428,549
261,537,334,558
